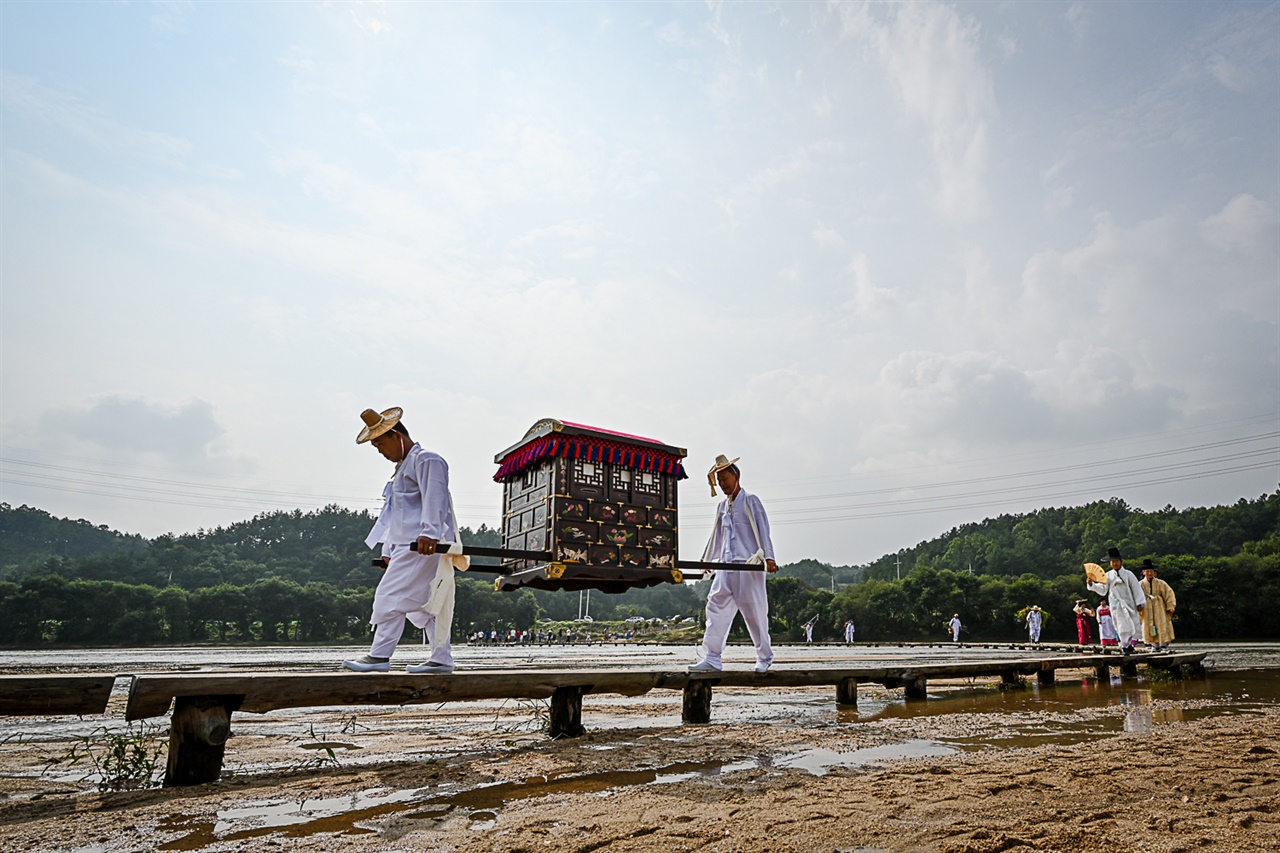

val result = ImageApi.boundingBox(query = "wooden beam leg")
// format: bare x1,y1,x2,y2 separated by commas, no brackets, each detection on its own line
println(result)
1094,664,1109,679
1037,669,1055,685
836,677,857,708
1000,671,1020,687
550,686,586,738
682,680,713,724
164,695,242,787
1120,660,1138,677
904,677,927,700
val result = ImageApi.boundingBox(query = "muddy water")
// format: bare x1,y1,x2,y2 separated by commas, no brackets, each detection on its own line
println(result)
147,669,1280,851
5,643,1278,850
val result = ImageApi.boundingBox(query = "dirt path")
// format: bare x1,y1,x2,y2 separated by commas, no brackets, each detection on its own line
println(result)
1,679,1277,852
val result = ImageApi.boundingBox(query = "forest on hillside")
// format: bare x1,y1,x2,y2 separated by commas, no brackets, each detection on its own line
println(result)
0,491,1276,647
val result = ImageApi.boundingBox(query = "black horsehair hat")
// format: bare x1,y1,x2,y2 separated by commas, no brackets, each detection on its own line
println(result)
1106,547,1122,560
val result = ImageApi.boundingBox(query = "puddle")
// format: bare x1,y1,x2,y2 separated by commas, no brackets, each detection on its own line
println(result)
157,760,729,849
776,740,958,776
155,737,1001,848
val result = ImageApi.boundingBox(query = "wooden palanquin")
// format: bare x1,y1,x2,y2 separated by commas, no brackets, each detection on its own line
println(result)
493,419,687,592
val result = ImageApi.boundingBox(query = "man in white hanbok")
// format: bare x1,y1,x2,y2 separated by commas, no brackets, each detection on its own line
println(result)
1086,547,1146,654
1025,605,1043,643
343,407,463,674
690,455,778,673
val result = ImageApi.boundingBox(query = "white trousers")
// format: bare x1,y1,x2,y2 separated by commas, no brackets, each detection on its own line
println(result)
368,546,453,665
1029,626,1041,642
1111,601,1141,647
699,568,772,667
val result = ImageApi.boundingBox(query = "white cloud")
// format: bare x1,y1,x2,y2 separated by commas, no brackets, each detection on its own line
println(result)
0,73,191,163
834,1,996,221
1201,194,1277,252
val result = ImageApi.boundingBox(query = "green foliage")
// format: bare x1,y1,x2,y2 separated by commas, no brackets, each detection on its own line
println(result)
47,723,166,791
862,491,1279,580
1,494,1276,646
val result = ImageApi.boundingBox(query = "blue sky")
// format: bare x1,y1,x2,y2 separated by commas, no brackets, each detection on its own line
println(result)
2,1,1277,566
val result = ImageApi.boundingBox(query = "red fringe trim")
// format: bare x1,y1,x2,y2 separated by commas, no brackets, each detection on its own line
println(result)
494,435,688,483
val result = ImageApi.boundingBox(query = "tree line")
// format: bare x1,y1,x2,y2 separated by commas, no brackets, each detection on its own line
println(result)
0,492,1275,647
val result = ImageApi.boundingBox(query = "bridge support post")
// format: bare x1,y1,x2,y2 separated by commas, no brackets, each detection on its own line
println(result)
836,677,857,708
164,694,242,787
682,680,713,724
550,686,586,738
1036,668,1055,686
904,677,927,700
1000,671,1022,688
1120,659,1139,677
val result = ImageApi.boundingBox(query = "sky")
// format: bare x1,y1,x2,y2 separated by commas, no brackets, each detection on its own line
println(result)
1,0,1277,568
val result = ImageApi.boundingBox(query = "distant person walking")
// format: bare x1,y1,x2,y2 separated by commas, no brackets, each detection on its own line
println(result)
1073,600,1094,645
690,455,778,674
803,616,817,645
1025,605,1043,643
1139,559,1177,651
948,614,963,642
1096,601,1118,646
1086,547,1146,654
844,620,856,644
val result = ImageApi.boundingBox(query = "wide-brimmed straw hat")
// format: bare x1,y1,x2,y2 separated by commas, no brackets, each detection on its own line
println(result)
706,454,741,496
356,407,403,444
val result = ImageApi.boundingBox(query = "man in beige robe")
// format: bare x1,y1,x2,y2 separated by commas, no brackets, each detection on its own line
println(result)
1138,559,1177,651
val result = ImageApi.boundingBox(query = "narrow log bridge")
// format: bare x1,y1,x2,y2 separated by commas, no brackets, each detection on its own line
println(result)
0,675,115,716
108,650,1207,787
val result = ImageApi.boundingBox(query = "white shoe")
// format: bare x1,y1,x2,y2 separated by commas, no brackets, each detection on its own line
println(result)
754,662,770,673
688,659,721,672
342,655,390,673
406,662,455,674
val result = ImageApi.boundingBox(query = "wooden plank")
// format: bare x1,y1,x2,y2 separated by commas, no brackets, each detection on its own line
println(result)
0,675,117,716
125,652,1208,721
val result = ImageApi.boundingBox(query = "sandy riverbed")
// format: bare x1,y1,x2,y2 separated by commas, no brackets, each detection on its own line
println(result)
1,670,1277,853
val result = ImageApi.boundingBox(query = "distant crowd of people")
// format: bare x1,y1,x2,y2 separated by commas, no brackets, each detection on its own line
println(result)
948,548,1177,653
465,628,646,645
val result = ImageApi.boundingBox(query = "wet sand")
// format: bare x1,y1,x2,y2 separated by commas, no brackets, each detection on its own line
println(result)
1,666,1277,852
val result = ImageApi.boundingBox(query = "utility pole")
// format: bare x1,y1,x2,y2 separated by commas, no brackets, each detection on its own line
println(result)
895,554,902,581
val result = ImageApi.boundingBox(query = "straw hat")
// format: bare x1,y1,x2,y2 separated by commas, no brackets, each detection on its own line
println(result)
356,407,403,444
706,454,740,496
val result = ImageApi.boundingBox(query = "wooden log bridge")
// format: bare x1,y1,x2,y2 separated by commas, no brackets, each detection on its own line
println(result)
121,650,1207,787
0,675,116,716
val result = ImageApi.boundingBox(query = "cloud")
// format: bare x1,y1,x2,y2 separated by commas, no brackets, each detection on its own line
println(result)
834,1,996,221
1201,194,1277,252
46,397,226,461
0,73,192,164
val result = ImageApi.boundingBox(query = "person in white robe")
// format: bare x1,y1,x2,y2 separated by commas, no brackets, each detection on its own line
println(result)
1096,602,1118,645
844,620,856,644
1025,606,1043,643
343,407,460,674
949,614,963,642
690,455,778,673
1086,547,1146,654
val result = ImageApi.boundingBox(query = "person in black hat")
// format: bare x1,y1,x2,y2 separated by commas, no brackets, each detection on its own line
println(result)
1085,547,1146,654
1139,559,1177,651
